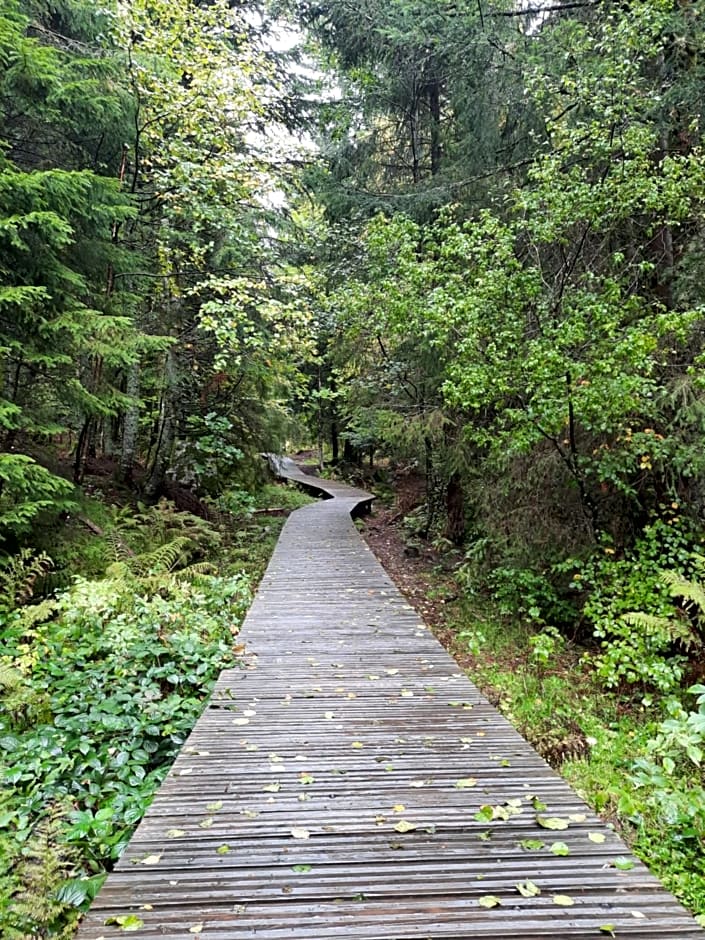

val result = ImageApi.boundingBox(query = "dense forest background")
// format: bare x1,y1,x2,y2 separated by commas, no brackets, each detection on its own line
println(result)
2,0,705,933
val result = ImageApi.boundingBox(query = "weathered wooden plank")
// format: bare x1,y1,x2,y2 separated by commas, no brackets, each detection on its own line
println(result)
77,458,703,938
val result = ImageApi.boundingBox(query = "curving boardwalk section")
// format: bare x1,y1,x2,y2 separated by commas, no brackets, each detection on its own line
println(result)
79,460,702,939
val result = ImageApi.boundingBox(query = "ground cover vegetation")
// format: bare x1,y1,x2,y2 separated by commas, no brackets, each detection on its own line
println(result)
3,0,705,930
0,480,311,937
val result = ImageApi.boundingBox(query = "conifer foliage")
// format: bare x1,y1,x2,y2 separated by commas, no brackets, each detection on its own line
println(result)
0,0,307,546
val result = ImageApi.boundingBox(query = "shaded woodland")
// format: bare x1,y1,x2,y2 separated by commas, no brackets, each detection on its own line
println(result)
2,0,705,932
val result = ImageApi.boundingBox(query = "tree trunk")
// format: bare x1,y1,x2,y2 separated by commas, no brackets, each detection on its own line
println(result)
73,417,93,483
409,93,421,184
118,362,141,484
3,356,22,449
423,435,435,537
428,75,442,177
145,350,177,499
145,413,175,499
445,470,465,544
331,419,340,464
343,437,359,465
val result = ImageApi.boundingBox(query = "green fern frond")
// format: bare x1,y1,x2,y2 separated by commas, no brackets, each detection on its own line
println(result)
104,560,134,583
8,801,79,936
660,570,705,616
106,530,131,563
128,536,193,576
620,610,699,650
620,610,673,634
0,549,53,611
15,598,57,632
174,562,217,581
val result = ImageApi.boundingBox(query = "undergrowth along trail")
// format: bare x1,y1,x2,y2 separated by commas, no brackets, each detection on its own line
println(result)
0,481,313,938
359,474,705,924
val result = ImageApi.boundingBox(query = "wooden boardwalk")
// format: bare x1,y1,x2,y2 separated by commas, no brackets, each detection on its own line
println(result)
79,460,702,938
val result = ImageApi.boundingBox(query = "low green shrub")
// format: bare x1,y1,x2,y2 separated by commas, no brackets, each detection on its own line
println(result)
0,570,250,937
566,518,700,692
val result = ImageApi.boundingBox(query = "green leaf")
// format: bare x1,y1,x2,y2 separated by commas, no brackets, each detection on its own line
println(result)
550,841,570,856
105,915,145,931
478,895,502,908
55,878,89,908
137,853,162,865
519,839,545,851
536,815,569,830
515,880,541,898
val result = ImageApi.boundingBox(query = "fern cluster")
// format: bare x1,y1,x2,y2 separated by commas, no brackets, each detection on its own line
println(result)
0,549,53,612
1,801,79,940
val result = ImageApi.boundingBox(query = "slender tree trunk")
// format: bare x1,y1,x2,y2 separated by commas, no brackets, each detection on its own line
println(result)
317,365,324,471
655,128,675,310
428,76,442,177
329,374,339,464
423,434,435,537
145,411,175,499
145,350,177,499
331,420,339,464
445,470,465,544
409,91,421,184
443,414,465,543
118,362,141,484
74,418,92,483
3,356,22,449
565,371,599,536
